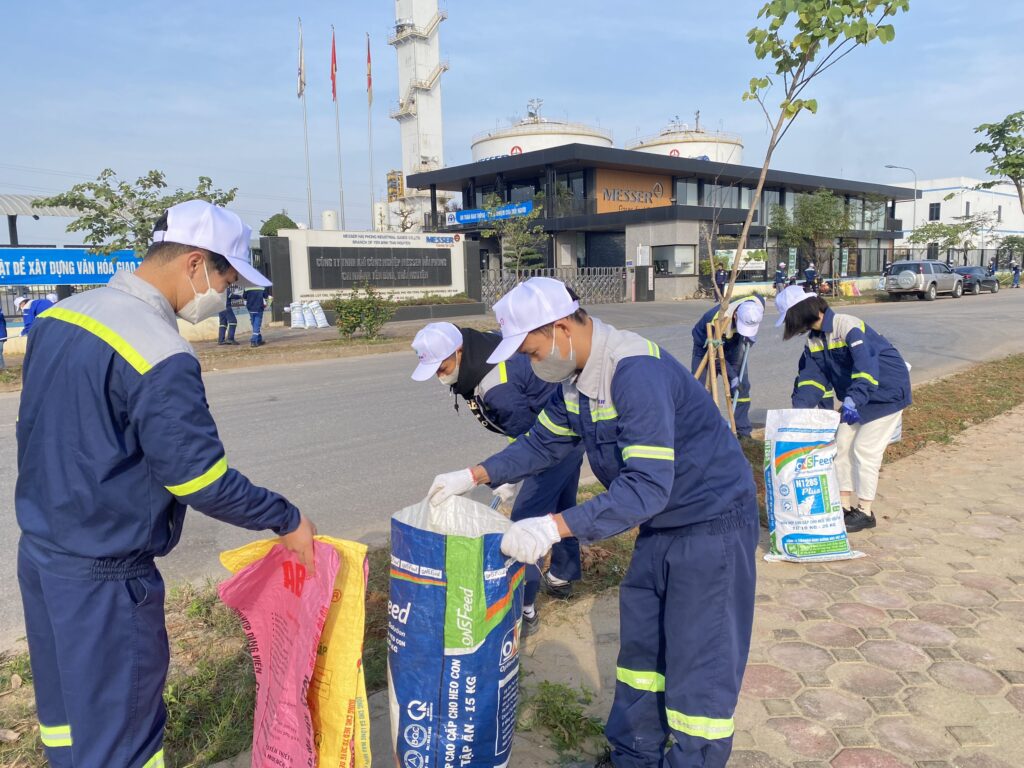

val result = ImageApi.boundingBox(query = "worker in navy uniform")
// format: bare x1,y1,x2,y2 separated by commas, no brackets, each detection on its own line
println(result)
218,287,240,345
776,285,911,532
244,285,268,346
15,295,55,335
410,321,585,634
690,294,765,438
713,264,728,297
15,200,315,768
429,277,758,768
773,262,788,292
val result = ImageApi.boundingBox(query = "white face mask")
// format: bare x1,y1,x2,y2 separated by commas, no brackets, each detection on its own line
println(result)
531,333,576,383
177,260,227,325
438,364,460,386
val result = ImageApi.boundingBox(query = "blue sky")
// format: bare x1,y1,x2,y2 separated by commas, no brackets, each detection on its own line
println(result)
1,0,1020,244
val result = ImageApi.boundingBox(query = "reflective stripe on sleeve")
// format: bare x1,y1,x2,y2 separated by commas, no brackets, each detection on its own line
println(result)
142,749,166,768
165,456,228,496
827,340,847,349
40,308,153,375
591,405,618,422
537,410,578,437
646,340,661,358
622,445,675,462
851,371,879,386
665,709,735,740
39,723,72,748
498,361,508,384
616,667,665,692
797,380,827,392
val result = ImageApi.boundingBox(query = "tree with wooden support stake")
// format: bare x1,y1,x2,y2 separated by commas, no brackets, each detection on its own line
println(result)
695,0,910,426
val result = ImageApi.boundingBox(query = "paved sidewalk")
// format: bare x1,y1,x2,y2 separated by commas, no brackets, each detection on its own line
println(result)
216,406,1024,767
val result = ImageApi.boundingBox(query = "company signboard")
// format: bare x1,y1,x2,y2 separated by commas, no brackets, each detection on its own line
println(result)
307,231,453,290
0,248,140,286
716,248,768,271
594,169,672,214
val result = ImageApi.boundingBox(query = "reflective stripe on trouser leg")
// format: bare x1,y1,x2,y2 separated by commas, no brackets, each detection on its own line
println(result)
662,503,759,768
606,536,670,767
22,543,170,768
850,410,903,500
18,547,74,768
734,367,753,436
834,421,858,494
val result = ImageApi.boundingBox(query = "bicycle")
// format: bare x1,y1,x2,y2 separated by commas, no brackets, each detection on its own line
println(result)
692,284,715,300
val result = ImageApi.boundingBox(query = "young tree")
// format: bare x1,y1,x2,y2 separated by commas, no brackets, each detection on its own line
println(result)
480,192,547,277
997,234,1024,256
716,0,908,312
769,190,853,275
907,213,994,255
259,211,298,237
972,111,1024,216
36,168,237,256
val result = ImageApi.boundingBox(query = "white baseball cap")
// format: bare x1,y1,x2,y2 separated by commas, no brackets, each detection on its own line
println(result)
410,322,463,381
487,277,580,364
152,200,271,288
734,300,765,339
778,262,786,268
775,285,817,327
14,296,29,309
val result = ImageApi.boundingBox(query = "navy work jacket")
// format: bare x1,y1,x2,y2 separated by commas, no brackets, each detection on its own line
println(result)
474,352,558,438
690,295,763,379
244,287,267,313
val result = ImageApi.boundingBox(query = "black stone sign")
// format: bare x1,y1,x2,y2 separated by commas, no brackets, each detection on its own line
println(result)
308,246,452,289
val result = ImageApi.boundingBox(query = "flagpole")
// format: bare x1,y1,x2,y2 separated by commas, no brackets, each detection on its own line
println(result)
366,32,376,231
299,18,313,227
332,25,346,230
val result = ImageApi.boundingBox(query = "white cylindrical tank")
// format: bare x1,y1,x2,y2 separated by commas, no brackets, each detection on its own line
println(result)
320,210,339,231
471,118,613,161
627,120,744,164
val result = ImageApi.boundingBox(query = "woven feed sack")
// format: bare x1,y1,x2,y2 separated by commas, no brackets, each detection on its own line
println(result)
388,496,525,768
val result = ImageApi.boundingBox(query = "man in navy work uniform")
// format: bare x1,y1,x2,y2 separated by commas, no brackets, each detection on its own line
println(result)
218,287,240,344
690,295,765,439
430,277,759,768
15,295,55,335
411,321,586,634
16,200,315,768
244,285,268,346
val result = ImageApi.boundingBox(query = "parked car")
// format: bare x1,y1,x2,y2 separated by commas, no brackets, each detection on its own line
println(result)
953,266,1000,294
884,260,964,301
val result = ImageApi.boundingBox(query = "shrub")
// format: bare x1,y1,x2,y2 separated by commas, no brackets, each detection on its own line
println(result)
330,284,396,339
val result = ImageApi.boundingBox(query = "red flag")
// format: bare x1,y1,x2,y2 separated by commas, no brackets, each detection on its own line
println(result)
366,33,373,106
330,27,337,102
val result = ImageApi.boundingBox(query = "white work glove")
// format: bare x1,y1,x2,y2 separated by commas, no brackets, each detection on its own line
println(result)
492,484,517,505
428,469,476,506
730,376,740,392
500,516,562,564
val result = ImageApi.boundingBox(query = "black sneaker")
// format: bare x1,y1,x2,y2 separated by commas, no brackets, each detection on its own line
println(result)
540,570,574,599
845,507,877,532
521,610,540,638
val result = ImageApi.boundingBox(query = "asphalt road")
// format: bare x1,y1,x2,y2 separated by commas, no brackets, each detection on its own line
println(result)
2,289,1023,648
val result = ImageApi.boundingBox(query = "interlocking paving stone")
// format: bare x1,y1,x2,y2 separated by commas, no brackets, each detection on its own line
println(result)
767,717,839,759
945,725,990,746
927,662,1005,695
861,640,932,671
874,717,957,759
762,698,796,716
835,727,874,747
890,621,958,647
830,748,912,767
769,642,835,673
805,622,864,648
795,689,873,727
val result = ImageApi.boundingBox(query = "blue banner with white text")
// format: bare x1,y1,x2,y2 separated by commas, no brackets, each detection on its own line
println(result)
0,248,140,286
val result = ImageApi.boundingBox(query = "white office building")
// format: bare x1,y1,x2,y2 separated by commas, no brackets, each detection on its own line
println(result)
893,177,1023,249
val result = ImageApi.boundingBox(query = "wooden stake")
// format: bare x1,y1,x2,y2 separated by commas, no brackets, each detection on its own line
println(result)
717,340,738,434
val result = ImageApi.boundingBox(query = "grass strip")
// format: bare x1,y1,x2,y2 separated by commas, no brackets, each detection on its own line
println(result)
4,353,1024,766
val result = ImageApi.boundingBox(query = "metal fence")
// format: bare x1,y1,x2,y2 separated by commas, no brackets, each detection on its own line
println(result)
481,267,627,308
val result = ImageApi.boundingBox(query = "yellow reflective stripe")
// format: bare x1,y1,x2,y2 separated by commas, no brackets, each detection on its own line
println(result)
622,445,675,461
507,436,516,444
851,371,879,386
591,405,618,422
617,667,665,692
165,456,228,496
824,389,835,398
564,398,580,415
646,340,661,358
39,723,72,747
498,361,508,384
735,398,751,403
665,710,735,740
807,341,825,352
827,340,847,349
538,410,578,437
142,749,166,768
40,308,152,375
797,380,827,393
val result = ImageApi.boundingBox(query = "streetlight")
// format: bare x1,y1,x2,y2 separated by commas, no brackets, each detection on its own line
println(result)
885,164,918,236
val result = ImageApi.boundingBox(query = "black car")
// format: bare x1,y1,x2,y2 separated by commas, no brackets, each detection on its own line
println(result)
953,266,1000,295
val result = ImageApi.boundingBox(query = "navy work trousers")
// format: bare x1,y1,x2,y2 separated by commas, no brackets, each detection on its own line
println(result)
18,541,169,768
218,308,237,342
690,347,753,437
510,444,585,606
606,503,758,767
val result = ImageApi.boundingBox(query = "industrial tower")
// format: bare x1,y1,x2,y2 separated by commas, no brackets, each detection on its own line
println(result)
388,0,448,231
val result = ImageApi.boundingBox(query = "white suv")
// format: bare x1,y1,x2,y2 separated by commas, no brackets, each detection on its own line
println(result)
885,260,964,301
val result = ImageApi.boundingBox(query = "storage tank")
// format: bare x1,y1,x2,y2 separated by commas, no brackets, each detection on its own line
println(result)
320,209,338,231
626,115,743,165
471,99,613,161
